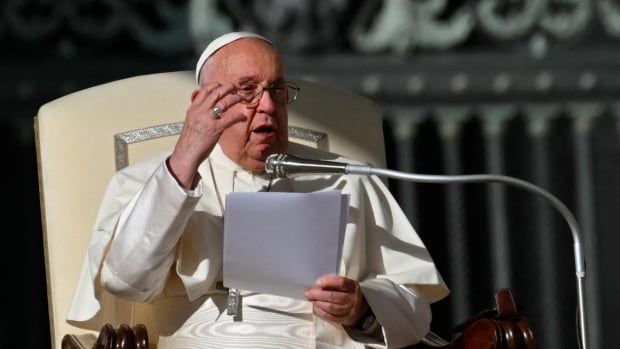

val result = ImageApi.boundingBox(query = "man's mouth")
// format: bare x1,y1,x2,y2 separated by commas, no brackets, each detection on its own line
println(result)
252,125,275,135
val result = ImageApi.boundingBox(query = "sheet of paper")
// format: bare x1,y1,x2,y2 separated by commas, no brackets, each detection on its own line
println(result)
222,190,348,299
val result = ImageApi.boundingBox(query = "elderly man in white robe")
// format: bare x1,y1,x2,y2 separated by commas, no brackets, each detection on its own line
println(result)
67,32,449,348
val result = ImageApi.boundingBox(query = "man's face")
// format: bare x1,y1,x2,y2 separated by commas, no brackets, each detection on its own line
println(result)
204,39,288,173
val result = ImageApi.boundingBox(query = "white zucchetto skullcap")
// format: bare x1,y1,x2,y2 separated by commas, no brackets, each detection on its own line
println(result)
195,31,273,84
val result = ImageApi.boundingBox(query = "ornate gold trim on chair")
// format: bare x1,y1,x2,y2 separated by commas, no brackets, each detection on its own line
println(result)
114,124,328,170
114,122,184,171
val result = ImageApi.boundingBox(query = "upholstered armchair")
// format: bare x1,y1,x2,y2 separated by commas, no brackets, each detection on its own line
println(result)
36,71,536,348
35,71,390,348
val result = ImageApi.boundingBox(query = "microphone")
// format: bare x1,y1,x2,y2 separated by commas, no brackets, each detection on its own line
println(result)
265,153,372,178
265,152,588,349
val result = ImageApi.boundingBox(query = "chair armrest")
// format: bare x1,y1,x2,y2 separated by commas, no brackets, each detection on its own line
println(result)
450,288,537,349
413,288,538,349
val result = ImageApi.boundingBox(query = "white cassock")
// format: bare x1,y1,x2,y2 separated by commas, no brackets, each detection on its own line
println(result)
67,142,450,349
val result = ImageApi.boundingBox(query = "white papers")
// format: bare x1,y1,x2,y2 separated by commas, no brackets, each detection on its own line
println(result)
222,190,348,299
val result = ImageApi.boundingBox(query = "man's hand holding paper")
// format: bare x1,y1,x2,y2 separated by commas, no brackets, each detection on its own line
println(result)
304,275,369,327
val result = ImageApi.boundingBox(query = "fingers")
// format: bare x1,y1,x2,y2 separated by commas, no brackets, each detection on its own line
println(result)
312,305,348,324
178,83,241,160
213,93,244,117
316,275,357,292
190,89,200,102
312,301,352,316
190,82,220,104
305,276,358,304
190,83,244,122
305,287,351,304
306,288,363,326
191,82,226,103
192,83,234,110
173,83,246,179
305,276,368,326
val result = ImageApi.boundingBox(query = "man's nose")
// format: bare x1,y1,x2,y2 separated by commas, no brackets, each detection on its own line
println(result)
256,89,277,113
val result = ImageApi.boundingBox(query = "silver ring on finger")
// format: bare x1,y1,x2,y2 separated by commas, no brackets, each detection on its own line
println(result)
212,106,223,119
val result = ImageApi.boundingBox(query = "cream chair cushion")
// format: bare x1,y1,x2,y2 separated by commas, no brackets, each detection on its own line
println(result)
36,71,385,348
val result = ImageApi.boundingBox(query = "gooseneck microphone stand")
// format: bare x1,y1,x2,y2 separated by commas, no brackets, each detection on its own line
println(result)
266,154,588,349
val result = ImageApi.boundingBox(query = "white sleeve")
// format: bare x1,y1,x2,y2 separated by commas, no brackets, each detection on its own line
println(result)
347,278,431,348
101,161,202,302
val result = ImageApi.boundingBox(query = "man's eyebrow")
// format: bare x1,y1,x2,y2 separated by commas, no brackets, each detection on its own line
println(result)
235,77,286,84
237,77,256,84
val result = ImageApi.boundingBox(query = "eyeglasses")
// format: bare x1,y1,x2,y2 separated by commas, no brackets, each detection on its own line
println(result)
233,81,300,107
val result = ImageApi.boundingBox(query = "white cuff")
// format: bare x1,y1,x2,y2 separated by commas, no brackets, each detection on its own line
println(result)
163,157,204,197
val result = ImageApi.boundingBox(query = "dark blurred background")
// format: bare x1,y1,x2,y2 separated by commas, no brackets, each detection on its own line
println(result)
3,0,620,348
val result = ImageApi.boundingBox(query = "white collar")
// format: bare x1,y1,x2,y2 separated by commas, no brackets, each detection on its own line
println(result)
208,144,274,184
